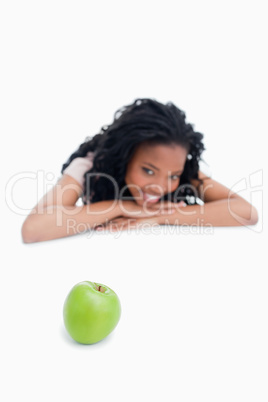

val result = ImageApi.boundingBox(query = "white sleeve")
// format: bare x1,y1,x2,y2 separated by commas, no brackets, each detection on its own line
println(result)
63,152,95,187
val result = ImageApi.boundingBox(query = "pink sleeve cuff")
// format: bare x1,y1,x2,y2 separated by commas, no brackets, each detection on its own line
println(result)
63,152,95,187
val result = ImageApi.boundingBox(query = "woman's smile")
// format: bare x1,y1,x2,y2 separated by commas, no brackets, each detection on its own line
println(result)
142,191,162,203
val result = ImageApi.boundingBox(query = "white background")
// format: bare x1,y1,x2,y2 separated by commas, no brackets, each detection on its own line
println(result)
1,1,267,401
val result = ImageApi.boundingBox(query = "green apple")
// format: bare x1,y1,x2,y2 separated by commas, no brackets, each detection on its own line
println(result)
63,281,121,344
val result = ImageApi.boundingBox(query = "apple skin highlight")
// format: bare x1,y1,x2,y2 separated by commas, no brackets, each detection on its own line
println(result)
63,281,121,344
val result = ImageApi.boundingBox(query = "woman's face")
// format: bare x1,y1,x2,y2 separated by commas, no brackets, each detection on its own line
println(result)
124,142,188,205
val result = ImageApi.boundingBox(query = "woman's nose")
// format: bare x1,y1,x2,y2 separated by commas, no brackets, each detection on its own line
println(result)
146,179,170,195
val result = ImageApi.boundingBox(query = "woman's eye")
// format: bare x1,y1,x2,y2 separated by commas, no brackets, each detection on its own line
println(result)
142,168,154,175
171,175,181,180
142,168,180,180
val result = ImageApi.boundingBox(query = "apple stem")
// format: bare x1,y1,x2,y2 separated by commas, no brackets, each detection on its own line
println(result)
94,283,105,293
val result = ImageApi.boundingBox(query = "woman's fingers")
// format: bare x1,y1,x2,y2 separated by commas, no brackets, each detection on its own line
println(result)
119,199,186,218
150,200,186,209
95,217,131,231
147,200,187,214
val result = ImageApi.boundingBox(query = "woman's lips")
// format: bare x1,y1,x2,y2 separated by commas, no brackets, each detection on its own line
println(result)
142,191,161,203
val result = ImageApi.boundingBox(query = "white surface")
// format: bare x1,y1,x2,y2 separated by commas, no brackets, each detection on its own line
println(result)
1,223,267,401
1,0,267,401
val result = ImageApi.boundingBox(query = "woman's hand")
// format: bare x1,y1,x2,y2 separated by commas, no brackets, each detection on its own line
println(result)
117,200,186,218
94,200,187,233
94,215,160,233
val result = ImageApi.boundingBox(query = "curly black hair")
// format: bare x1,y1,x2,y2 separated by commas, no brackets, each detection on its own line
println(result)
61,98,206,205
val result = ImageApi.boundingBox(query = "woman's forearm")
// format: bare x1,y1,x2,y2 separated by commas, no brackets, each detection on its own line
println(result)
21,200,121,243
159,197,258,227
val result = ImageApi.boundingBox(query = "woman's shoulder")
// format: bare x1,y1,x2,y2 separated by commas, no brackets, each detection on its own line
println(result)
62,152,95,187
